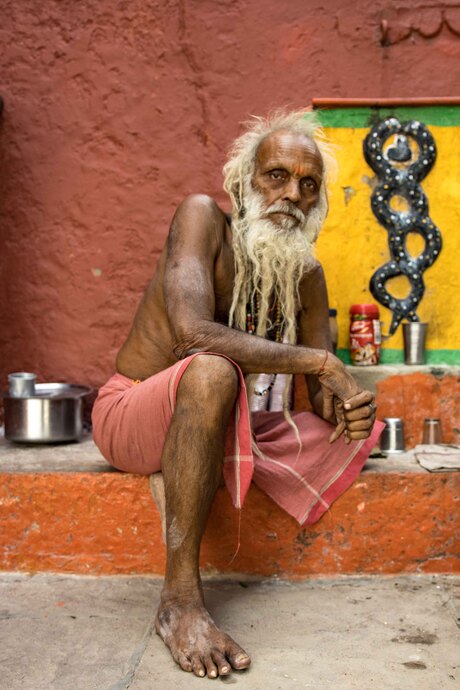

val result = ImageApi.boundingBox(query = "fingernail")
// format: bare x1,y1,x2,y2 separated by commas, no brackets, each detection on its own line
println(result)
344,403,351,409
222,666,229,673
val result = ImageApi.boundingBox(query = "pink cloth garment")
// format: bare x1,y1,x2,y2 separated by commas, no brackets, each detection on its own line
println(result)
92,352,384,526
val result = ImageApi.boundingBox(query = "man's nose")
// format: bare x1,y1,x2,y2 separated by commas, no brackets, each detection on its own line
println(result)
283,179,301,203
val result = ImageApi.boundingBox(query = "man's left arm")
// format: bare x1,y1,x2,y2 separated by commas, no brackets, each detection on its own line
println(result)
298,262,376,443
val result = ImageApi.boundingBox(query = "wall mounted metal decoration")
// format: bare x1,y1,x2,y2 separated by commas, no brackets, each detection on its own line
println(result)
363,117,442,335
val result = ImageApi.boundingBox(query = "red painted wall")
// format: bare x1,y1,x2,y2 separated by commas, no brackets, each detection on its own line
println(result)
1,1,460,388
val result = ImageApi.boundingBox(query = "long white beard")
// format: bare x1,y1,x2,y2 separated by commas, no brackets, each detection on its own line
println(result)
229,180,325,346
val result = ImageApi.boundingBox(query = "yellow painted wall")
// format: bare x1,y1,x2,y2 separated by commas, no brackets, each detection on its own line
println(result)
317,125,460,356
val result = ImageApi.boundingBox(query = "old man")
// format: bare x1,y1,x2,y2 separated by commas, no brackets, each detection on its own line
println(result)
92,110,383,678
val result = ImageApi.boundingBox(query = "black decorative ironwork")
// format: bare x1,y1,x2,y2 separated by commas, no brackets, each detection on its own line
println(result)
363,117,442,335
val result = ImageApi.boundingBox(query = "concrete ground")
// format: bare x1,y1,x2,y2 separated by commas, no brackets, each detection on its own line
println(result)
1,574,459,690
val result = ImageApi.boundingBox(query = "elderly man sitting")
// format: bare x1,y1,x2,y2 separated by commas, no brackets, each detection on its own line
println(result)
92,109,383,679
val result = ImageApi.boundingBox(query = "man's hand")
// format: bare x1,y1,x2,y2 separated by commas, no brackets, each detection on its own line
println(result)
329,390,376,444
317,351,361,402
314,353,376,444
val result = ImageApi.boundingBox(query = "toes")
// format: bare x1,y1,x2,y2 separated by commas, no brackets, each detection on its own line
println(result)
232,652,251,670
204,656,219,679
211,650,231,676
174,652,193,673
227,644,251,670
191,654,206,678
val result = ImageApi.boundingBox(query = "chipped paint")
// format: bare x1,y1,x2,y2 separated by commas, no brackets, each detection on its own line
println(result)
0,471,458,577
342,186,356,205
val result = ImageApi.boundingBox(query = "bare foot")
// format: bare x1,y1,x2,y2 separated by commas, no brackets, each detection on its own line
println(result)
155,600,251,678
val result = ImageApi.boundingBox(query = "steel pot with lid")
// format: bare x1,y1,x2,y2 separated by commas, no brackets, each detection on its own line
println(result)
2,383,93,443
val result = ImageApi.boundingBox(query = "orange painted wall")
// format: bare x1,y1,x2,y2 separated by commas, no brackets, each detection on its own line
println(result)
375,372,460,447
1,471,458,577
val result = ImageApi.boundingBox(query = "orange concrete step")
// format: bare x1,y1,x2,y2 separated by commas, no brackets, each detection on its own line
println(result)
0,435,458,578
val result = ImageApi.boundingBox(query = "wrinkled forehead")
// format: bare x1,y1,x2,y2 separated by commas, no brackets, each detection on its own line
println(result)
255,129,324,177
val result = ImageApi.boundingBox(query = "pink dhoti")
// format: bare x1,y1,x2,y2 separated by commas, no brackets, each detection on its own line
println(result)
92,353,384,526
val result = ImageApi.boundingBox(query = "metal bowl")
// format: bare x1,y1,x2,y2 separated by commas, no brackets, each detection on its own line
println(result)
2,383,92,443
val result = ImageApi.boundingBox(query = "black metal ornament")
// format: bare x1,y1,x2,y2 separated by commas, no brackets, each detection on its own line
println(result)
363,117,442,335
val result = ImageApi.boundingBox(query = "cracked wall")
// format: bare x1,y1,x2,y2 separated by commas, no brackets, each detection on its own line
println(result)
1,0,460,387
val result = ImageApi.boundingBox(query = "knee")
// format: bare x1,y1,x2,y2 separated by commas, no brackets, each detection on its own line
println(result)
179,354,239,404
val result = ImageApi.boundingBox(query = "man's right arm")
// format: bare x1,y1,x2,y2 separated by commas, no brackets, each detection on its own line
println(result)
163,195,360,401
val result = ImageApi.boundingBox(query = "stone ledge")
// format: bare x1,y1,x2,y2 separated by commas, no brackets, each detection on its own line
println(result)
0,430,430,475
0,432,115,473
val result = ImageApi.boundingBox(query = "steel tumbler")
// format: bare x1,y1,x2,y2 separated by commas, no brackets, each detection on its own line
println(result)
380,417,405,453
403,322,428,365
8,372,36,398
422,418,443,444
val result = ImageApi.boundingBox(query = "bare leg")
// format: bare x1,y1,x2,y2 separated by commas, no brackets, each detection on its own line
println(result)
155,355,251,678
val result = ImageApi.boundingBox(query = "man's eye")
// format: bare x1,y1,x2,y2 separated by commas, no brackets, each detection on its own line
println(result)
301,178,318,191
269,171,285,181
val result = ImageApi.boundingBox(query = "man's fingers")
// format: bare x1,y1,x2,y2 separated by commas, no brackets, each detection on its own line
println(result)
345,429,373,441
322,387,336,422
344,405,376,422
345,418,375,432
343,390,374,411
335,399,344,413
329,419,346,443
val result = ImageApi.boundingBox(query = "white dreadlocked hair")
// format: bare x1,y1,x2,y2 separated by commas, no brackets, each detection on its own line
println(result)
223,108,335,341
222,109,335,433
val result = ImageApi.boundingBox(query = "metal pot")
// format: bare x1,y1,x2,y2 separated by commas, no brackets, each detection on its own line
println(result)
2,383,92,443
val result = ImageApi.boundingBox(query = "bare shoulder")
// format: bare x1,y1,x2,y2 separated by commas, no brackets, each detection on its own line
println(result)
170,194,227,249
299,259,327,303
175,193,223,215
175,193,223,217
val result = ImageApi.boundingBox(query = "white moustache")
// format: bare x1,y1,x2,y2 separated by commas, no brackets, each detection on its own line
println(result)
265,203,306,224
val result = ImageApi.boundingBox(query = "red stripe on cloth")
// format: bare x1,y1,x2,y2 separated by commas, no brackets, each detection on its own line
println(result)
304,419,385,525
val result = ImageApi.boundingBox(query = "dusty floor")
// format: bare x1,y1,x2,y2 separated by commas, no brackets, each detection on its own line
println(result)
1,573,459,690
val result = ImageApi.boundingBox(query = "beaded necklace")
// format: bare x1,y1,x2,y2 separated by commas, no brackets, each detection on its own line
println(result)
246,290,283,396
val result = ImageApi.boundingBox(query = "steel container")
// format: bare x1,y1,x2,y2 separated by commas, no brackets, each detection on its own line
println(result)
2,383,92,443
422,418,443,444
380,417,405,453
8,372,37,398
403,322,428,365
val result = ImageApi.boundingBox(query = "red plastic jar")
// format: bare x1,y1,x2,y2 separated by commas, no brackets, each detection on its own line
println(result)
349,304,381,366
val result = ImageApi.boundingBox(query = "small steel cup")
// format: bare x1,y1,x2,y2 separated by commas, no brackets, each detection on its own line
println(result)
403,322,428,365
380,417,405,453
8,372,36,398
422,418,443,444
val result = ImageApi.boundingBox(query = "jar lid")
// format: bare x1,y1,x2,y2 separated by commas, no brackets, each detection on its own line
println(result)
349,303,380,317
